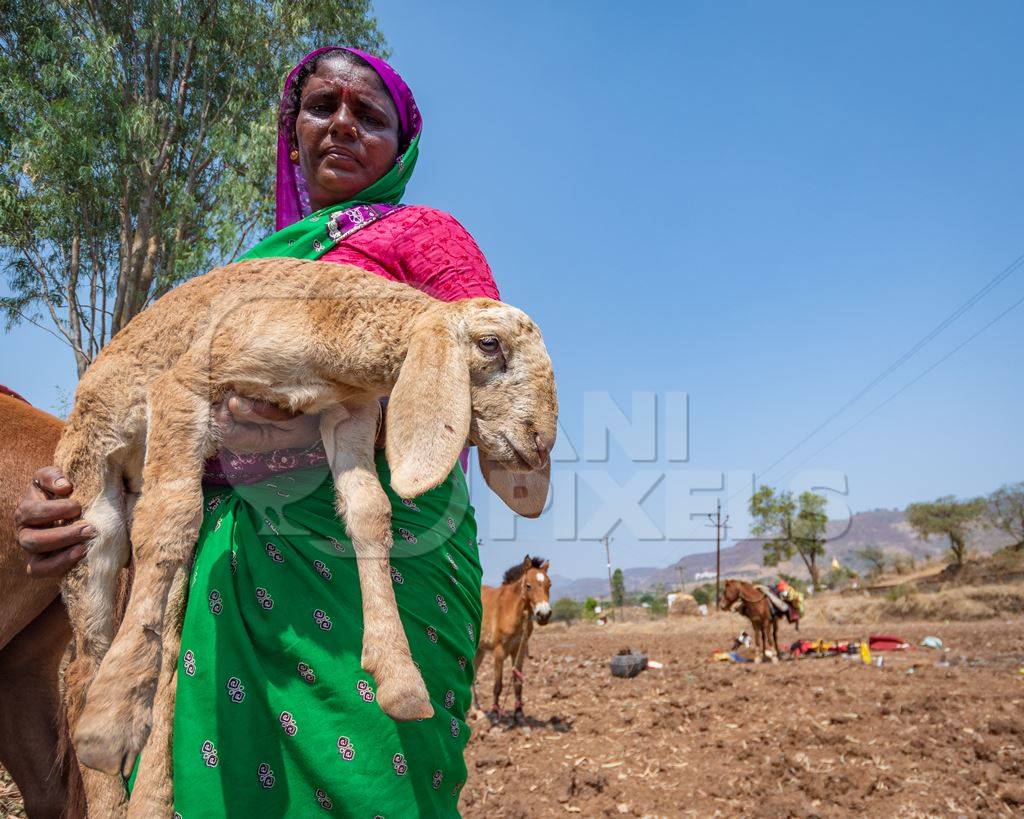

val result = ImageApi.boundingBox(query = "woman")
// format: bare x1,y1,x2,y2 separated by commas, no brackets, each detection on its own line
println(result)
16,46,497,816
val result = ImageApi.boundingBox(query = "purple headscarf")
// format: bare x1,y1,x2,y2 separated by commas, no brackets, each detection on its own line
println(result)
275,46,423,230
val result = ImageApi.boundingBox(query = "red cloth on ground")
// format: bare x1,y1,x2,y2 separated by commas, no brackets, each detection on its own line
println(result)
868,634,910,651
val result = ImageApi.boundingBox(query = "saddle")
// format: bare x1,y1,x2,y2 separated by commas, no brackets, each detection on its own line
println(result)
755,585,790,619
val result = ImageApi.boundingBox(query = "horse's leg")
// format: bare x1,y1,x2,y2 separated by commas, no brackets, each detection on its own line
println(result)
772,616,782,660
762,615,776,663
750,618,763,663
512,639,528,725
491,646,506,718
472,647,487,713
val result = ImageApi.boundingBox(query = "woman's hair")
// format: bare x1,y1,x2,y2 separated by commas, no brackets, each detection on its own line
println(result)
280,48,392,152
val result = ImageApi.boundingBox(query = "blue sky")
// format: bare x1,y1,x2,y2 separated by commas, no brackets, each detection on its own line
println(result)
3,1,1022,583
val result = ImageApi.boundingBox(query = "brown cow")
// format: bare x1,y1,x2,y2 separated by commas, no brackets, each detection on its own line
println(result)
0,392,78,816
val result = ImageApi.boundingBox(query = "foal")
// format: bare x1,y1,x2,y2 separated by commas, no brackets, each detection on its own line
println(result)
475,555,551,722
720,579,781,663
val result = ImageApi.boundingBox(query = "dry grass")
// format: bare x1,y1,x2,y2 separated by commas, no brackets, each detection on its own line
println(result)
0,766,26,818
817,583,1024,624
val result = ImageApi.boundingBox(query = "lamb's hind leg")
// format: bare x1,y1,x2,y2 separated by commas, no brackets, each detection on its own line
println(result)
321,402,433,721
74,373,209,776
55,431,133,812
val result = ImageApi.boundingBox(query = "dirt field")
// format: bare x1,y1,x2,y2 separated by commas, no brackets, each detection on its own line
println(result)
463,615,1024,818
2,614,1021,818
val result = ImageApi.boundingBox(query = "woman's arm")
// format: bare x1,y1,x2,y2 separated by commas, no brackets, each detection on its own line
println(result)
212,394,320,453
14,395,318,577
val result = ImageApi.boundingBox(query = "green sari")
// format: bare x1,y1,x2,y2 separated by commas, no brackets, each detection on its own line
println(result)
170,455,482,818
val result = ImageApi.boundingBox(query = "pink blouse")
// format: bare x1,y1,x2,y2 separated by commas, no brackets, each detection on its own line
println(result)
320,205,500,301
203,206,499,485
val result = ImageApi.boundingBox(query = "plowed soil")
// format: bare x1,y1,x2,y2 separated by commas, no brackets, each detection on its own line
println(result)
2,616,1022,817
462,616,1024,818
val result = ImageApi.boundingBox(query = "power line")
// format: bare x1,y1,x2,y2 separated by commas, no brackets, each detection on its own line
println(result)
754,250,1024,483
769,291,1024,487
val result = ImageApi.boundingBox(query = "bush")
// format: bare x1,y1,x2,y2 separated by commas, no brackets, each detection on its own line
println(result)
893,555,916,575
551,598,582,624
887,584,910,601
691,583,715,606
583,597,599,621
824,565,857,590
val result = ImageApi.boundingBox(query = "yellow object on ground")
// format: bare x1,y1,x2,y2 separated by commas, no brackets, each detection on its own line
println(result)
860,641,872,666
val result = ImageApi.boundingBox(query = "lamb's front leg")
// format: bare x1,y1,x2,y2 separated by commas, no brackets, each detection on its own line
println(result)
321,401,433,721
126,564,187,818
74,373,209,776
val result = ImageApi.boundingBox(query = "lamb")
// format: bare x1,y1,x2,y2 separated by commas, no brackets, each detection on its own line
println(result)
55,258,557,789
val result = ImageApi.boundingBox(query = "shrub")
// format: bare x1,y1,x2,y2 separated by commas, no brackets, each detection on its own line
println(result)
893,555,916,575
551,598,582,624
691,583,716,606
887,584,910,601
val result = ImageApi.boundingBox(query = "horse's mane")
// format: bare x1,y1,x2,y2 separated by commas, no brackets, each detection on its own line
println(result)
502,556,546,585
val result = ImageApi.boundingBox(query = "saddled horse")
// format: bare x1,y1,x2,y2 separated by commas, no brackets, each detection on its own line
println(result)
719,579,785,663
474,555,552,723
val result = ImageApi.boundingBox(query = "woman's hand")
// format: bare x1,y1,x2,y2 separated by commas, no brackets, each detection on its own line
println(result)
14,467,90,578
214,394,321,454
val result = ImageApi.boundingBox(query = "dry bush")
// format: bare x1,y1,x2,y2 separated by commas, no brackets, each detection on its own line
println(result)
668,593,701,617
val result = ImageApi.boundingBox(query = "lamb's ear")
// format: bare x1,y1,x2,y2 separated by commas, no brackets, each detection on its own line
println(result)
479,451,550,518
386,315,471,499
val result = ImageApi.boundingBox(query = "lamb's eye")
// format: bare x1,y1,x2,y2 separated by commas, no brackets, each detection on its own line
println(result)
477,336,500,354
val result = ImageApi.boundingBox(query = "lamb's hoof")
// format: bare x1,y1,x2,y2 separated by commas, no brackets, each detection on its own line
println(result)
74,720,140,777
74,688,150,776
375,677,434,721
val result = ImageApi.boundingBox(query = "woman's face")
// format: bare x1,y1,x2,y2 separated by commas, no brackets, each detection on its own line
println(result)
295,57,400,212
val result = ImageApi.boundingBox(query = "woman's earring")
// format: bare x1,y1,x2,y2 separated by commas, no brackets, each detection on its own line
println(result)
289,149,299,162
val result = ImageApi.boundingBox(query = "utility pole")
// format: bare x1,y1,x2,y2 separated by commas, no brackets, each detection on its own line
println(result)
603,534,616,621
706,499,729,609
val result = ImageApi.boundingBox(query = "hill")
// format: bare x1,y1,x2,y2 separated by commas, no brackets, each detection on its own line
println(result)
550,507,1010,601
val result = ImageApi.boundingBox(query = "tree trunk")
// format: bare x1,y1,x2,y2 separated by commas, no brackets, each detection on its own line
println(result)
949,534,966,566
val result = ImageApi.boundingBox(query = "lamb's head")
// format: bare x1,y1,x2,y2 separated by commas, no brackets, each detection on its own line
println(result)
386,298,557,517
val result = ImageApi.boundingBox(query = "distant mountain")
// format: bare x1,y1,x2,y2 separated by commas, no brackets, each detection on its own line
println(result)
549,567,660,602
548,508,1010,601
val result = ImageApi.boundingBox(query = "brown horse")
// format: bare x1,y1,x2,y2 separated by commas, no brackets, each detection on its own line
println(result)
474,555,552,722
0,391,79,816
720,579,782,663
